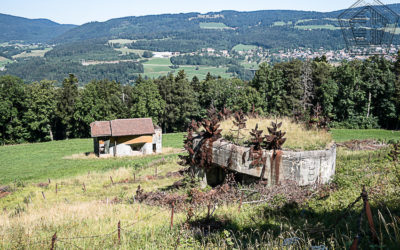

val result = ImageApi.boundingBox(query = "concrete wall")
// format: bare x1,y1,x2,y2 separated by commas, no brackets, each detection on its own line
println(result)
109,142,153,156
193,138,336,187
153,128,162,153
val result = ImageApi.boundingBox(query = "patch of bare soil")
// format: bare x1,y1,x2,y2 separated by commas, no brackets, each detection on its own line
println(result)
0,186,11,199
337,140,387,151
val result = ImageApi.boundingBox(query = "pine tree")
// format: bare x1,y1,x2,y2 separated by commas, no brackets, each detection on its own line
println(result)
56,74,79,139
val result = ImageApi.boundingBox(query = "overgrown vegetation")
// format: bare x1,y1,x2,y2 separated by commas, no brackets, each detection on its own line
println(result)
221,117,332,150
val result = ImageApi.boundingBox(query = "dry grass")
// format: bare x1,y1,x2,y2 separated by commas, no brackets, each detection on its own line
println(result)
0,159,185,249
63,147,183,159
220,117,333,150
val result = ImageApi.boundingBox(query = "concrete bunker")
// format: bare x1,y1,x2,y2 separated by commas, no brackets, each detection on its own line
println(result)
193,138,336,187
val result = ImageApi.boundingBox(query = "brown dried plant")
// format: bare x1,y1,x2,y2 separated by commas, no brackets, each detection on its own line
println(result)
308,103,330,130
265,121,287,155
218,107,232,121
249,124,267,180
231,110,247,144
197,106,222,169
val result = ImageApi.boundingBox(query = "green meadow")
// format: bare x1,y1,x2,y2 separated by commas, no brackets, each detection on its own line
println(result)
142,58,232,79
199,22,230,30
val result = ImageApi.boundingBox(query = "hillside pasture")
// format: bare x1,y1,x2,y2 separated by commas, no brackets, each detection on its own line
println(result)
114,47,145,56
12,48,52,58
295,24,340,30
199,22,231,30
232,44,258,52
142,58,232,79
108,39,135,45
0,56,12,67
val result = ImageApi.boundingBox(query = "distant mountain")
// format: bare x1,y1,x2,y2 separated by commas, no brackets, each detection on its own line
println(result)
0,13,76,43
3,3,400,49
51,4,400,51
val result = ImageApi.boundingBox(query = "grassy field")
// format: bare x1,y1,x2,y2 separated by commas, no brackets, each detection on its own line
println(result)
232,44,258,52
12,48,52,58
0,56,12,67
199,22,230,30
0,133,183,185
142,58,232,79
241,61,259,69
108,39,135,45
295,24,340,30
114,47,145,56
0,131,399,248
331,129,400,142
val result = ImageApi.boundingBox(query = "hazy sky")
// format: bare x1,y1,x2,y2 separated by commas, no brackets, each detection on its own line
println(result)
1,0,400,25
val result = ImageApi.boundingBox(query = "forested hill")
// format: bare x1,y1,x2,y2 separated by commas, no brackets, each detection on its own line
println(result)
51,4,400,50
0,13,76,43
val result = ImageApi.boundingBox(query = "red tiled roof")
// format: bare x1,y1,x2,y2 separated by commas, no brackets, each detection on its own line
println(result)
111,118,155,137
91,118,155,137
90,121,111,137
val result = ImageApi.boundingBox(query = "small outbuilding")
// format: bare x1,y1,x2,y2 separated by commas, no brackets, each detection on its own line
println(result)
90,118,162,157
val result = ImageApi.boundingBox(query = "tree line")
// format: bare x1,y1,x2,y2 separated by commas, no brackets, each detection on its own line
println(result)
1,54,400,145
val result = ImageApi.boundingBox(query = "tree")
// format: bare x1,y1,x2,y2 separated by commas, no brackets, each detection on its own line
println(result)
393,50,400,128
157,70,200,132
55,74,79,139
312,60,338,119
24,80,57,142
0,75,27,144
73,79,126,138
128,79,165,125
142,51,153,58
251,63,286,115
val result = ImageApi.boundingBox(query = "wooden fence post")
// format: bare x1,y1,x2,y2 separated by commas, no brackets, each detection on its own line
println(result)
50,232,57,250
170,202,175,230
118,221,121,244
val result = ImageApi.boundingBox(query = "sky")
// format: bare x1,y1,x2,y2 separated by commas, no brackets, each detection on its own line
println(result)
1,0,400,25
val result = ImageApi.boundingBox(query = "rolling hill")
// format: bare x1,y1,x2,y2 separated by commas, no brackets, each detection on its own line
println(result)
0,13,76,43
50,4,400,51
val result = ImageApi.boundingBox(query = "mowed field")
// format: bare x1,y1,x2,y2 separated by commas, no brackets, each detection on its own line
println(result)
142,58,232,80
232,44,258,52
330,129,400,142
12,48,52,58
199,22,230,30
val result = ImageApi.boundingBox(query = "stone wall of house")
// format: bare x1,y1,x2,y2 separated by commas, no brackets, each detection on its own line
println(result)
193,138,336,187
